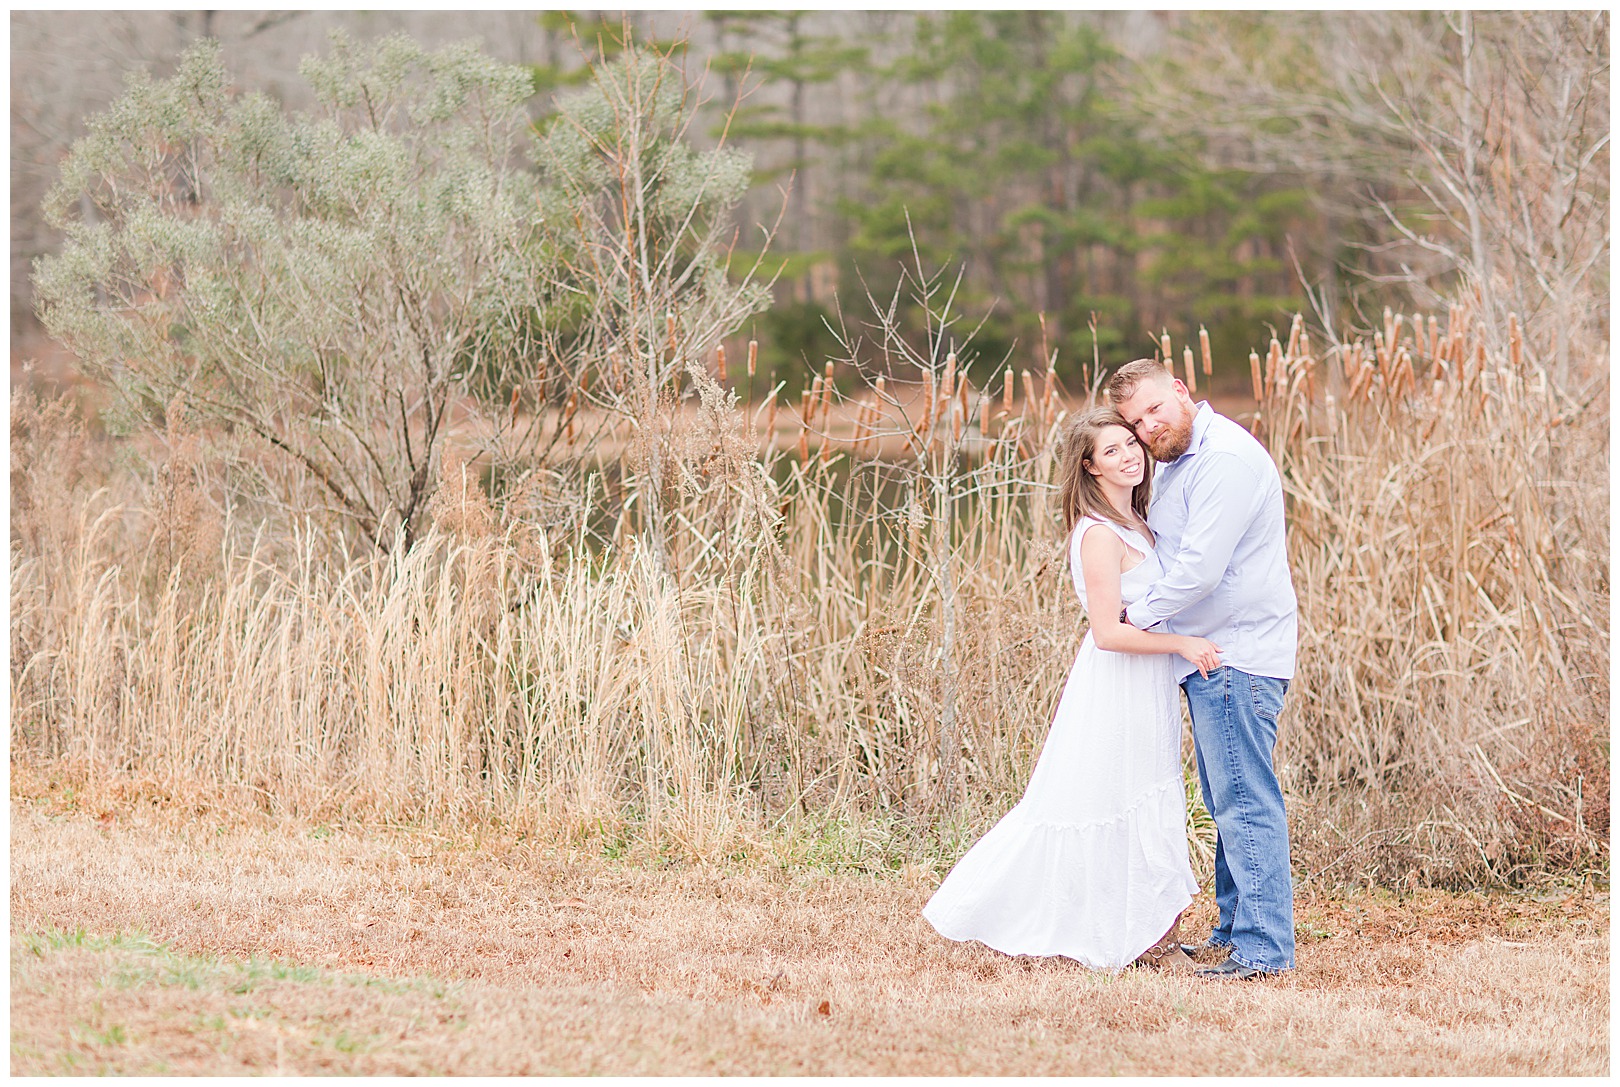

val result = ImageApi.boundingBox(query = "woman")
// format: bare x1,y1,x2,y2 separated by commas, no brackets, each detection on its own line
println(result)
922,407,1219,971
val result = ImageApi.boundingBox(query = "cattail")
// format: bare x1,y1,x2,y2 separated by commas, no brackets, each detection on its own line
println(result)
1182,346,1197,394
1383,306,1395,357
1266,338,1283,395
979,392,991,440
1160,332,1174,370
1001,366,1014,413
1397,346,1415,396
797,424,810,461
942,352,957,404
563,391,579,442
716,343,727,381
1304,353,1316,401
1427,315,1439,362
1299,330,1311,364
808,376,823,430
1508,313,1523,369
1021,369,1037,417
1199,326,1212,377
1348,345,1375,401
509,384,522,428
747,339,758,377
666,311,677,356
1249,350,1263,401
1041,363,1058,432
922,370,937,433
1286,313,1303,358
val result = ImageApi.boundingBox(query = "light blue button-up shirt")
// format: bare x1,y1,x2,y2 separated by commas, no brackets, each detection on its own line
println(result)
1125,402,1298,681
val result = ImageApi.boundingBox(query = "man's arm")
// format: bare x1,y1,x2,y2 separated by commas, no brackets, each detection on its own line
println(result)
1126,451,1261,628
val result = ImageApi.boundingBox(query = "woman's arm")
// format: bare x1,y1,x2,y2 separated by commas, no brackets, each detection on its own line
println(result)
1079,524,1221,673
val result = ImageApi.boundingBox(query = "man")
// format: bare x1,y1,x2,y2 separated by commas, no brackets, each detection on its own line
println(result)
1108,359,1298,980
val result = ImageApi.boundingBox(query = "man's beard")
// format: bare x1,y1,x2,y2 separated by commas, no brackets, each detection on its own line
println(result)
1146,409,1194,462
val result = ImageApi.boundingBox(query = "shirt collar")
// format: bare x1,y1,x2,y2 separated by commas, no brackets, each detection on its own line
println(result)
1178,401,1214,461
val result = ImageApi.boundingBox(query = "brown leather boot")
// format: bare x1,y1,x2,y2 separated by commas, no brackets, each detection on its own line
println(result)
1134,937,1198,971
1133,917,1197,972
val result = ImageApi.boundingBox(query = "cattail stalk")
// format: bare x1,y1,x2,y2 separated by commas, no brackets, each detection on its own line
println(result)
1199,326,1213,377
747,339,758,377
1183,346,1198,394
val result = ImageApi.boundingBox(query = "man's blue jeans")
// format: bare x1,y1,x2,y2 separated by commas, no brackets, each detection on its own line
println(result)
1182,666,1294,972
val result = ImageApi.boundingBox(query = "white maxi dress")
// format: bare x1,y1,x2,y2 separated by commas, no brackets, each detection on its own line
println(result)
922,516,1198,969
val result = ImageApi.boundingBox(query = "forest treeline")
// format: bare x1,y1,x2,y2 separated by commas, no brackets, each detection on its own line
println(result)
18,10,1551,387
536,10,1329,384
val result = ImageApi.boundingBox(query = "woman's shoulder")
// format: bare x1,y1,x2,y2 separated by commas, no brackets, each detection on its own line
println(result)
1070,516,1125,554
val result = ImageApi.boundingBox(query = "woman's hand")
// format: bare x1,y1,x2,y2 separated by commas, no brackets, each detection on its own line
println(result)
1178,636,1222,678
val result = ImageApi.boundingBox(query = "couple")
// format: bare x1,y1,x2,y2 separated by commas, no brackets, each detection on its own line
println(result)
923,359,1298,979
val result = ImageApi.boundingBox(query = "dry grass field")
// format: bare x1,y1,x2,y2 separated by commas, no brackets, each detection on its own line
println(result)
10,790,1607,1076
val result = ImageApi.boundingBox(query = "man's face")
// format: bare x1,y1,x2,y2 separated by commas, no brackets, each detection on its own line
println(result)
1117,375,1196,463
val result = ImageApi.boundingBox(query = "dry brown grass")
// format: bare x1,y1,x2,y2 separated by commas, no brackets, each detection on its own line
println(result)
10,793,1608,1076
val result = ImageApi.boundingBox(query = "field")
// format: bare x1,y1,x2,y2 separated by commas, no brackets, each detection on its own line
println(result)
10,13,1609,1078
10,789,1608,1076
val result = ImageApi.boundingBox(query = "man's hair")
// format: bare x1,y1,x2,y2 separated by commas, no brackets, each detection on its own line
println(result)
1105,358,1176,406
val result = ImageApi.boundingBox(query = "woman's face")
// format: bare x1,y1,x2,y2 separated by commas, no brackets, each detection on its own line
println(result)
1085,424,1145,489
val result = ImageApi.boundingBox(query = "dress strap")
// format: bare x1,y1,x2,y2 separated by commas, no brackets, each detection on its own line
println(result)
1073,515,1151,562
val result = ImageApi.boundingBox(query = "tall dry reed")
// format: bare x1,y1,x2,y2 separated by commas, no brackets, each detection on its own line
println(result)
10,296,1608,886
1256,307,1608,884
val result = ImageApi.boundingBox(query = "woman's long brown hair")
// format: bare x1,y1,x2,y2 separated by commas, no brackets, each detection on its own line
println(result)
1055,407,1153,541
